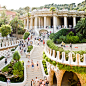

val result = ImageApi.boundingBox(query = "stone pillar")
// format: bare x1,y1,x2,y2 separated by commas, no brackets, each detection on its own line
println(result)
73,16,76,28
53,16,56,32
44,16,46,29
35,16,37,29
27,17,29,29
64,16,67,28
39,17,40,28
24,19,26,28
30,17,33,29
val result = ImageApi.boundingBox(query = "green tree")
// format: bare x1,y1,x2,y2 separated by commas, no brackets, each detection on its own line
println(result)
31,7,37,11
0,11,9,27
24,6,30,13
13,61,24,78
0,25,12,38
75,18,86,37
23,32,30,40
13,51,21,62
50,7,56,33
10,16,24,38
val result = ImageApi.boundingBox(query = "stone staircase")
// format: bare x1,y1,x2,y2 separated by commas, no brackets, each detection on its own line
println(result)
24,46,44,86
25,63,44,86
0,57,12,70
30,46,44,61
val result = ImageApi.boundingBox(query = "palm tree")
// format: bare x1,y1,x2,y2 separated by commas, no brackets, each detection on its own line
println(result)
50,7,56,33
10,16,24,39
75,18,86,37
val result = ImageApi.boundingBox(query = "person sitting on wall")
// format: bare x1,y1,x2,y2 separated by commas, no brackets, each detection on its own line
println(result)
61,41,64,47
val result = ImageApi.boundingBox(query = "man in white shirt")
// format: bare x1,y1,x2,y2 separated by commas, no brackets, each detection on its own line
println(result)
35,77,39,86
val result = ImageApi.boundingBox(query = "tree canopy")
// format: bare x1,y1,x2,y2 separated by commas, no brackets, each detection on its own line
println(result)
13,51,21,62
0,11,9,27
10,16,24,37
75,18,86,37
0,24,12,37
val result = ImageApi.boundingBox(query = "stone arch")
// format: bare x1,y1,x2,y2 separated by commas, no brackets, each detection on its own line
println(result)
58,70,83,86
48,69,57,86
39,29,48,34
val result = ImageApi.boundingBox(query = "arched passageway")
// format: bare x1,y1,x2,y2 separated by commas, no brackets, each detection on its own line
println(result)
61,71,81,86
53,73,57,86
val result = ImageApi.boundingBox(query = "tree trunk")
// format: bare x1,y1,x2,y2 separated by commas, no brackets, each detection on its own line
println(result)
16,28,18,39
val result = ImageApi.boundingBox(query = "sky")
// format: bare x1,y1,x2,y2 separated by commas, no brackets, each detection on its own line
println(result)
0,0,84,10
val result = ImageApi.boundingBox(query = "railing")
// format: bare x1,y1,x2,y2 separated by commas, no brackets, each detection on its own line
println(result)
44,44,86,66
0,40,19,49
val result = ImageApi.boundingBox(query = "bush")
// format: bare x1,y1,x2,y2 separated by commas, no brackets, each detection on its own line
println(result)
23,32,30,40
0,75,7,82
11,49,15,51
59,35,66,42
81,38,86,43
66,35,79,43
67,31,74,36
2,66,9,72
42,60,46,63
52,61,56,66
49,33,55,40
76,32,83,40
56,39,62,44
43,54,46,59
53,29,69,42
0,56,5,60
27,45,33,52
45,57,48,61
43,52,45,54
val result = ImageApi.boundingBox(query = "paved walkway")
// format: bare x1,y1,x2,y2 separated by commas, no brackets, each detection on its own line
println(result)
56,43,86,51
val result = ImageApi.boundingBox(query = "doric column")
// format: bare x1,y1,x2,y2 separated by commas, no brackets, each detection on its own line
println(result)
27,17,29,29
35,16,37,29
53,16,56,32
73,16,76,28
39,17,40,28
30,17,33,29
24,19,26,28
64,16,67,28
44,16,46,29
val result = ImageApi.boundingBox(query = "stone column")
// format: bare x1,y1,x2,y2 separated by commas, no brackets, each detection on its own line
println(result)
30,17,33,29
53,16,56,32
27,17,29,29
44,16,46,29
24,19,26,28
64,16,67,28
73,16,76,28
39,17,40,28
35,16,37,29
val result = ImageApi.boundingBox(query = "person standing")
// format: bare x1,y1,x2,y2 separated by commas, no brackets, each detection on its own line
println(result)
37,61,39,69
43,40,45,46
35,77,39,86
28,37,30,41
70,43,72,50
31,62,34,71
27,60,30,67
7,78,10,86
31,79,34,86
45,79,49,86
5,58,7,65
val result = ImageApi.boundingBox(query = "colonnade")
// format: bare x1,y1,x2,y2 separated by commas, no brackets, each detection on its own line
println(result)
24,15,77,31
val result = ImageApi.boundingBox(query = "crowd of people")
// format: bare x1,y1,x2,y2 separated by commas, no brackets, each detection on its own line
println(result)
31,77,49,86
